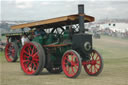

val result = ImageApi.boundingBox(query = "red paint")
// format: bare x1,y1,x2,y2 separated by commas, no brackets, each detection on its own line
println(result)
62,51,79,77
83,50,102,75
20,43,39,75
5,43,15,62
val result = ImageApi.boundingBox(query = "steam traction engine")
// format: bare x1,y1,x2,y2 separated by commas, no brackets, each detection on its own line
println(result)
8,4,103,78
3,32,22,62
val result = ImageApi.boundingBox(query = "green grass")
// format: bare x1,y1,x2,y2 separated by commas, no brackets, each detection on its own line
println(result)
102,35,128,41
0,51,4,59
0,51,5,62
93,35,128,65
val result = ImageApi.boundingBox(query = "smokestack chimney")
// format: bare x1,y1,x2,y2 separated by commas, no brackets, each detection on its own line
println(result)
78,4,85,33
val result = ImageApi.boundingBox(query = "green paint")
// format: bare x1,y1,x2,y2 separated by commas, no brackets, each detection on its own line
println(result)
45,34,54,45
32,35,43,44
63,30,69,40
49,45,71,62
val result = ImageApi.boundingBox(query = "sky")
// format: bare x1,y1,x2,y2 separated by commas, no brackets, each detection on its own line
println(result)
1,0,128,21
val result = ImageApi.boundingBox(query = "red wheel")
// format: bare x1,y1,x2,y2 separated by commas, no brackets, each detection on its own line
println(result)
20,42,45,75
83,49,103,76
5,42,18,62
62,50,82,78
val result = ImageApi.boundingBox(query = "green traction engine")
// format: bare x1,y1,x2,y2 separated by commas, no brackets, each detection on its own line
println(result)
3,32,22,62
4,4,103,78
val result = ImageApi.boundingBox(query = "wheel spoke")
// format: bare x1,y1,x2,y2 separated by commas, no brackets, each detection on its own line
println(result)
71,55,75,62
27,47,31,55
92,53,95,60
75,62,79,66
97,59,100,61
71,67,75,74
94,65,98,71
23,55,29,58
96,63,100,66
89,65,92,72
33,58,39,62
94,65,96,73
32,64,36,71
30,63,33,71
67,58,70,62
95,55,99,60
32,52,38,58
7,48,12,51
27,62,32,71
74,65,78,70
91,52,94,57
31,46,35,56
28,46,32,55
66,66,69,72
64,62,67,65
23,50,29,55
26,67,29,71
24,62,30,68
23,60,29,63
33,62,37,68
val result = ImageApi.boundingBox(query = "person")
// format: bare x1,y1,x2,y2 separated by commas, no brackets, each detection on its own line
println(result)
33,28,46,44
21,34,30,45
34,28,46,37
28,30,34,41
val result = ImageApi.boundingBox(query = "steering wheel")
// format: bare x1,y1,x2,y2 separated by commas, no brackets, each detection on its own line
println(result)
51,27,65,43
72,24,80,33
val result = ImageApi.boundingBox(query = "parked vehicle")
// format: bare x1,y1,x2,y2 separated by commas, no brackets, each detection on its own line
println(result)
2,31,32,62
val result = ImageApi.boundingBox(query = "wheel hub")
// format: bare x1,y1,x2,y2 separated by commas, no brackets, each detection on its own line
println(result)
67,62,71,66
91,60,96,65
29,57,32,61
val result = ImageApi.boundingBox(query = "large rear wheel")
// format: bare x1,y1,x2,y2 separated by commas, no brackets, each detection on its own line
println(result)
20,42,45,75
5,42,18,62
83,49,103,76
62,50,82,78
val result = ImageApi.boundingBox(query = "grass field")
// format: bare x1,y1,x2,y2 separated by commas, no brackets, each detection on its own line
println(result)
0,35,128,85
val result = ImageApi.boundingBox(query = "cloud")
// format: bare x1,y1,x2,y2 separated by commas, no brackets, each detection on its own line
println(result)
1,0,128,20
0,1,1,20
104,7,116,11
15,0,33,9
41,1,59,5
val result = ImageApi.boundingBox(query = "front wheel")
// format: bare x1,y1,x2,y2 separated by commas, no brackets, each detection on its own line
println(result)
62,50,82,78
83,49,103,76
20,42,45,75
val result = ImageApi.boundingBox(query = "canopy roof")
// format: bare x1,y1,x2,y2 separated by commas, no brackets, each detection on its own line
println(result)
1,31,29,36
11,14,95,30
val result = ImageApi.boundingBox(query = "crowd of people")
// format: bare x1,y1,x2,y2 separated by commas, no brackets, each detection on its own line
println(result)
89,27,128,39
